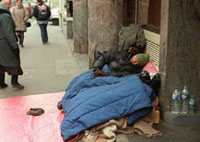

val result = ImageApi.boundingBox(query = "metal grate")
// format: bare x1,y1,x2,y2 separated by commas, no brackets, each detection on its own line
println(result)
144,30,160,69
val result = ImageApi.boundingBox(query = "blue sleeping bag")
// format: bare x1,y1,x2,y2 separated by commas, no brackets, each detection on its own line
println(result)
61,70,153,140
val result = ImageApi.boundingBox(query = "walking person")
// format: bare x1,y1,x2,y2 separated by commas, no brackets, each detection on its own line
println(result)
33,0,51,44
12,0,29,47
0,0,24,89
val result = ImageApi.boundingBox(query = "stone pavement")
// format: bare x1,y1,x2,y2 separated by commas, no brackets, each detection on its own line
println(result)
0,20,89,99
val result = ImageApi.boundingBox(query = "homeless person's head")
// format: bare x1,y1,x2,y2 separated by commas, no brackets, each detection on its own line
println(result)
130,53,149,66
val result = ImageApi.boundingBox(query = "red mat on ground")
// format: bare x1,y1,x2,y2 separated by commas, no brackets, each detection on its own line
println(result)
0,92,65,142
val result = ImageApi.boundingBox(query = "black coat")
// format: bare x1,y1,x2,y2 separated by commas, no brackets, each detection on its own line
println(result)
0,5,20,67
94,50,143,77
33,3,51,21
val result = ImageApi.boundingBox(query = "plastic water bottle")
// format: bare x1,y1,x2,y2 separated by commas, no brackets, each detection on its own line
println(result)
188,94,195,114
181,86,189,114
171,86,181,114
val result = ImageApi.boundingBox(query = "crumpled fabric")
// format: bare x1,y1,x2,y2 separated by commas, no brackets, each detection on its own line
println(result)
83,97,162,142
133,120,162,137
83,117,162,142
133,97,162,137
82,117,129,142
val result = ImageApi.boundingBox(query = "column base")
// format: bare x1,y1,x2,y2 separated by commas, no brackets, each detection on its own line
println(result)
163,111,200,126
66,17,73,39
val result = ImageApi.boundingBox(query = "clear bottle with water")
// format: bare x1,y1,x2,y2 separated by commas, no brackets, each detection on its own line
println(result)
171,86,181,114
181,86,189,114
188,94,195,114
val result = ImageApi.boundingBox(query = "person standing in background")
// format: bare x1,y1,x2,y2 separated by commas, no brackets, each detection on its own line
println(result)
65,0,73,17
0,0,24,89
12,0,29,47
33,0,51,44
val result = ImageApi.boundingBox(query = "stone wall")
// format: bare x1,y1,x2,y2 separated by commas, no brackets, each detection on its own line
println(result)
88,0,123,68
159,0,200,112
137,0,149,26
127,0,135,25
123,0,136,25
73,0,88,53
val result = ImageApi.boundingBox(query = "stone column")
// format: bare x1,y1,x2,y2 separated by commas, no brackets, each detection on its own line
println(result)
159,0,200,124
73,0,88,53
137,0,149,25
88,0,123,68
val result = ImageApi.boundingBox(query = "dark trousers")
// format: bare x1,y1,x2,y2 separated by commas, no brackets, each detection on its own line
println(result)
39,24,48,43
0,72,18,85
0,73,5,85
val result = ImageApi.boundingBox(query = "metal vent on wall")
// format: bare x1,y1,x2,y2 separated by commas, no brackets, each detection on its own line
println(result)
144,30,160,70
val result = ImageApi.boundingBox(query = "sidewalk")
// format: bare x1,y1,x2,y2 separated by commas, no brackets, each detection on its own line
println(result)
0,20,89,99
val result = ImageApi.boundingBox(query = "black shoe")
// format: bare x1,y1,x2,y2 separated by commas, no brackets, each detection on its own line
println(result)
0,83,8,89
139,71,151,85
11,83,24,89
27,108,45,116
151,73,161,95
43,41,48,44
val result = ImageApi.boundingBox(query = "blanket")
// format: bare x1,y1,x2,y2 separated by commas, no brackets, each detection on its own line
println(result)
61,70,154,140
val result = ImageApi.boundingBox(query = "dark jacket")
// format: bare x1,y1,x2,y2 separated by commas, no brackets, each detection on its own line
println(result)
33,3,51,21
0,5,20,67
93,49,143,77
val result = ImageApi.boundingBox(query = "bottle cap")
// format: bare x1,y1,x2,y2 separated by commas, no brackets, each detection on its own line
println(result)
155,106,160,110
175,86,179,89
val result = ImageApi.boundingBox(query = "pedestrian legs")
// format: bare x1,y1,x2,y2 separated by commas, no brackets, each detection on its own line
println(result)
11,75,24,89
17,33,24,47
39,24,48,44
0,72,8,89
19,33,24,47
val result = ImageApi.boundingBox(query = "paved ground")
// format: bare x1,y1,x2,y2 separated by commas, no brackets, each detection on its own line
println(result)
0,20,88,98
127,122,200,142
0,20,199,142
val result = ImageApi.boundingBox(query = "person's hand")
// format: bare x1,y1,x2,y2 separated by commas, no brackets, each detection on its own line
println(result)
94,69,109,78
